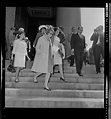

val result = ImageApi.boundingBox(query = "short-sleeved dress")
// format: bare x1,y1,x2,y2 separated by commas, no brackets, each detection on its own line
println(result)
52,36,65,65
12,39,27,67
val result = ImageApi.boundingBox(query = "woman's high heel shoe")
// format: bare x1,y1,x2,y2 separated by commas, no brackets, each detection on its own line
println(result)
33,76,38,83
60,77,67,82
44,87,51,91
15,77,19,83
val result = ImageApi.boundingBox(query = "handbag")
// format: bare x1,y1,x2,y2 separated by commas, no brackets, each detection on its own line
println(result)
7,57,16,73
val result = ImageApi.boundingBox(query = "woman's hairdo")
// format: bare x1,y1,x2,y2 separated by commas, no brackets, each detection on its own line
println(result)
78,26,83,30
53,27,59,32
59,26,63,31
46,27,54,34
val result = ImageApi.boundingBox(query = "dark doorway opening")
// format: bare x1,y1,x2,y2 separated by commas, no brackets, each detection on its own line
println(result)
27,16,56,45
15,7,57,45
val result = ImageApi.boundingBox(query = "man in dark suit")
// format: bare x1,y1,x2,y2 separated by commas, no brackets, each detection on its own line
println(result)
90,25,104,74
58,26,66,44
71,26,86,76
67,26,76,66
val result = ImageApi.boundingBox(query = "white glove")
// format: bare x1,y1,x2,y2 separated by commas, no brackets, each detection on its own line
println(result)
71,49,74,52
52,45,59,52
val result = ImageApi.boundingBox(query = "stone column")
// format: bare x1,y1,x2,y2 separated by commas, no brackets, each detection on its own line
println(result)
56,7,81,58
109,4,111,119
56,7,81,35
109,4,111,57
5,7,16,59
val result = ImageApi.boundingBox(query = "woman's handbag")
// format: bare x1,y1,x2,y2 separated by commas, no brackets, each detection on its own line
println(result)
7,57,16,73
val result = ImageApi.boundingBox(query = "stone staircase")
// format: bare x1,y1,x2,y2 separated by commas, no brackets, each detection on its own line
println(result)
5,60,104,108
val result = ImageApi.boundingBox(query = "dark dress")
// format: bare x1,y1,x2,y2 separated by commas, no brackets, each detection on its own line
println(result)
71,33,86,73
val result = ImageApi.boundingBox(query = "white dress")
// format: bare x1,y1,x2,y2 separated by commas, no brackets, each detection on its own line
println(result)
52,36,65,65
12,39,27,67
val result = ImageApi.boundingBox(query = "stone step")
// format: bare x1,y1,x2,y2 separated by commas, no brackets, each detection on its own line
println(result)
5,60,104,74
5,60,70,68
5,96,104,108
5,67,74,73
5,76,104,84
5,65,104,73
5,71,104,78
5,82,104,90
5,88,104,98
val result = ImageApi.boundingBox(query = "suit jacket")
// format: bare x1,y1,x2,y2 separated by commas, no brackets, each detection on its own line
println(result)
90,32,104,51
71,33,86,53
58,32,65,43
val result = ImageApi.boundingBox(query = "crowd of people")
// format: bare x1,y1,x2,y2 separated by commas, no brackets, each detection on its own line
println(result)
6,24,104,90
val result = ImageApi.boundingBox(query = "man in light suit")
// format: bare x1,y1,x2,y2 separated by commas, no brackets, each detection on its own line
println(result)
90,25,104,74
71,26,86,76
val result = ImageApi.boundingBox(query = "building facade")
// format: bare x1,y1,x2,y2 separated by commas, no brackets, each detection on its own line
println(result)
5,7,81,59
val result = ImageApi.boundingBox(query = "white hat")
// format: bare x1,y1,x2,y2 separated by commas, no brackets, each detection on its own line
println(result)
25,37,28,39
18,27,24,32
38,25,47,31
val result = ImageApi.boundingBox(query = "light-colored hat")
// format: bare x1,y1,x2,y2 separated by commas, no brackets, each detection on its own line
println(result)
38,25,47,31
25,37,28,39
18,27,24,32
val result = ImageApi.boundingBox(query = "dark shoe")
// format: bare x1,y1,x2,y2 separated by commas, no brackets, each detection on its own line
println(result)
70,64,74,67
44,87,51,91
60,77,67,82
77,72,83,76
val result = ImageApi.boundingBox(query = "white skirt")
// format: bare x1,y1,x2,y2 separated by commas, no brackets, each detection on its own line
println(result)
54,52,62,65
14,54,26,67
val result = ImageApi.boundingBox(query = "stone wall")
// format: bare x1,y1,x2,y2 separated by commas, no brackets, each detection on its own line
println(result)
5,7,16,59
56,7,81,35
5,7,16,43
109,3,111,119
109,4,111,58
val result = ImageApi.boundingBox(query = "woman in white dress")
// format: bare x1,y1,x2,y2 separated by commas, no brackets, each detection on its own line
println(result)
11,28,30,82
31,26,53,91
52,27,67,82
